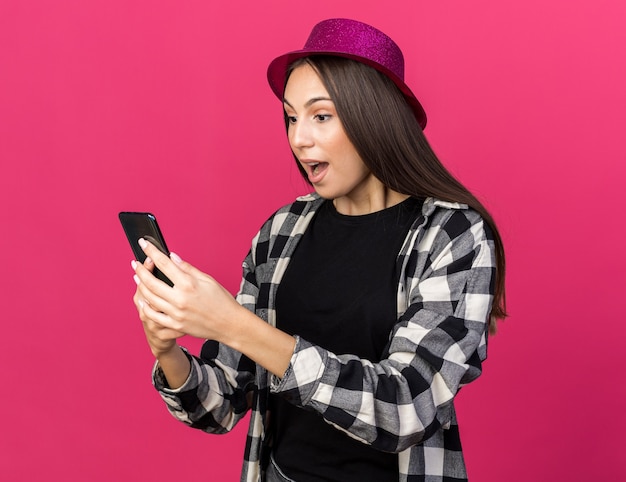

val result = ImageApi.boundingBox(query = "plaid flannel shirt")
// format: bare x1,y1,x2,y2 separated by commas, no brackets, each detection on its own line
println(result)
154,192,495,481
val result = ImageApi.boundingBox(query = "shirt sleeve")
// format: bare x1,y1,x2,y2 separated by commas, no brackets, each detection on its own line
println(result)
270,208,495,453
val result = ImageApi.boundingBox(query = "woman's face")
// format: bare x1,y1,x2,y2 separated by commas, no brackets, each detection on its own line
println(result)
284,63,383,213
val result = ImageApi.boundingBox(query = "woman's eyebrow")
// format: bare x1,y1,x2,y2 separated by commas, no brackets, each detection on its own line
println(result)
283,96,333,109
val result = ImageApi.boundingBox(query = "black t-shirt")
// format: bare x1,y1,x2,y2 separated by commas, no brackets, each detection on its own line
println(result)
270,196,423,482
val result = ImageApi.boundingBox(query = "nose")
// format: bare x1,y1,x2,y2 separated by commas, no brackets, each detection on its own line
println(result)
289,118,314,150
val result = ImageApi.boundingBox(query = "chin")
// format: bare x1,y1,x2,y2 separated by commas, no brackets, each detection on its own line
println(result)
312,186,342,200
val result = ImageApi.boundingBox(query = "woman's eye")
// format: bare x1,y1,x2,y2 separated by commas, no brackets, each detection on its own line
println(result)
315,114,331,122
287,116,297,124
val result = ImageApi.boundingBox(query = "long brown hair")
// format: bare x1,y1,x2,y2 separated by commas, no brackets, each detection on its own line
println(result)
285,56,507,332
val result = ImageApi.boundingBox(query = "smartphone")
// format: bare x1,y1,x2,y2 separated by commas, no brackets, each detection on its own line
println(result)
119,212,174,287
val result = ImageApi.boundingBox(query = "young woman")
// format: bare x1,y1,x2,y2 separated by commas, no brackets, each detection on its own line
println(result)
131,18,506,482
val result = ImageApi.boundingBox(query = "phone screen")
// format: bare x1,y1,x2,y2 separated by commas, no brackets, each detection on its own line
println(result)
119,212,173,286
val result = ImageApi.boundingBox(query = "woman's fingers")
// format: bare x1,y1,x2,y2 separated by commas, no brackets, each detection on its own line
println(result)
134,282,185,335
132,241,237,342
137,238,185,288
138,305,185,356
133,251,180,308
141,301,183,333
169,251,205,278
130,244,191,358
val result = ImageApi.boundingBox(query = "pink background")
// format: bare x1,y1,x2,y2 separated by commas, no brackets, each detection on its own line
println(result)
1,1,624,480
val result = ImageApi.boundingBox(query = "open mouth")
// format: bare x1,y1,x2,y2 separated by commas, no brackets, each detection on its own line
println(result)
299,159,330,184
308,162,328,174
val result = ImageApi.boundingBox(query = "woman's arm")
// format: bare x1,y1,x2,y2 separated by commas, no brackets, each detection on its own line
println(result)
133,257,191,389
132,227,296,432
133,241,296,380
132,246,267,432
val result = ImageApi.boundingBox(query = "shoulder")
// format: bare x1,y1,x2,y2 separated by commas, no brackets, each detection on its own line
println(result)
423,197,482,226
401,199,496,320
409,198,494,272
420,197,491,243
249,193,324,261
271,192,324,218
260,192,324,235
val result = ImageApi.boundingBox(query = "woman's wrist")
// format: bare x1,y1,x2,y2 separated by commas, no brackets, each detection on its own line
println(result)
156,345,191,389
225,307,296,379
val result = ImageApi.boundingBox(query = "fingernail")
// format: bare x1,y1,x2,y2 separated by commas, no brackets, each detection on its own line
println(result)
170,252,182,264
145,257,152,265
133,274,140,285
131,260,137,270
138,299,144,309
138,238,147,249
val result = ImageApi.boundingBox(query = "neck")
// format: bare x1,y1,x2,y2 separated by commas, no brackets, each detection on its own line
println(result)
333,188,409,215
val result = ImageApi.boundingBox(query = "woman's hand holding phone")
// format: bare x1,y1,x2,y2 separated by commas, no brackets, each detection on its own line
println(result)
131,237,296,381
131,239,245,350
